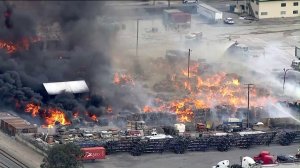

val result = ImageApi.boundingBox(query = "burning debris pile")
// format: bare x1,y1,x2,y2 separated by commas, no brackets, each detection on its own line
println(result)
0,1,295,130
0,37,41,54
143,58,276,122
113,72,135,86
0,1,121,128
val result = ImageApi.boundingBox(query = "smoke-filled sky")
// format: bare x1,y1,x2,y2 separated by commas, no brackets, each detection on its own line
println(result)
0,1,124,123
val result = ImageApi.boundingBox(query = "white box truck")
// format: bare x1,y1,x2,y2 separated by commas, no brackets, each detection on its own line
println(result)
197,3,223,23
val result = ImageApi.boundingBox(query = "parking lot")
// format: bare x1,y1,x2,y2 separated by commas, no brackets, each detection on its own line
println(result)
84,144,300,168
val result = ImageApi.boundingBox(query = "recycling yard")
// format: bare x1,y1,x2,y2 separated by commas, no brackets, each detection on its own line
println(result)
1,0,300,168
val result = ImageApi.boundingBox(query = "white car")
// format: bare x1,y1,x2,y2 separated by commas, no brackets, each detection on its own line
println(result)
183,0,198,4
185,32,202,41
224,17,234,24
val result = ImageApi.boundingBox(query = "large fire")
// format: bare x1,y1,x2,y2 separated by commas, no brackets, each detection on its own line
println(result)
0,37,41,54
144,62,276,122
25,103,40,117
24,103,70,128
44,108,71,128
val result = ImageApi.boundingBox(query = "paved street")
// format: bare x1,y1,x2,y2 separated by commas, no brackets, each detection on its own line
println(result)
0,132,43,168
84,144,300,168
0,149,29,168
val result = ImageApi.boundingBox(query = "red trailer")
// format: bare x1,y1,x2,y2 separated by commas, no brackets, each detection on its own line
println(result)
80,147,106,161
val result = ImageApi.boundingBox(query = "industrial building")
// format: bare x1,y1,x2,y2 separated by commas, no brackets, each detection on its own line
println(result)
250,0,300,19
0,113,37,136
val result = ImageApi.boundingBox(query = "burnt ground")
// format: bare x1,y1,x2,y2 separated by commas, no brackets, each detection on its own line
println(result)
84,144,300,168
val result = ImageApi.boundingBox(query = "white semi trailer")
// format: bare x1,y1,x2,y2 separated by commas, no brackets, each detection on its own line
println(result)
197,2,222,23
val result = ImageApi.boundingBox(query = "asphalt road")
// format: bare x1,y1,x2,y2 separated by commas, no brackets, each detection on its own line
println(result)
0,149,29,168
84,144,300,168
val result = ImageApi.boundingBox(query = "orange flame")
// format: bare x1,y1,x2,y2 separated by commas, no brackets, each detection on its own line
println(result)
143,62,276,123
0,37,41,54
44,108,71,128
25,103,40,117
113,72,134,85
73,112,79,118
0,40,17,54
143,105,152,113
90,114,98,121
106,106,113,113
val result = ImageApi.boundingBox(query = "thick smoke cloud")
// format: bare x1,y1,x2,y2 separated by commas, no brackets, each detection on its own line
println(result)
0,1,120,123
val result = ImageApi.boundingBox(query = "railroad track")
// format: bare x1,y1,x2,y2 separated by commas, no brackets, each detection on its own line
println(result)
0,148,29,168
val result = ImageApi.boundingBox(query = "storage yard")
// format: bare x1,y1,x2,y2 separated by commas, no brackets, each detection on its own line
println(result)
1,0,300,168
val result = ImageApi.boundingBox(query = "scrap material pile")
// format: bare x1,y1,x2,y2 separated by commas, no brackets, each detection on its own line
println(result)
142,56,275,123
74,130,300,156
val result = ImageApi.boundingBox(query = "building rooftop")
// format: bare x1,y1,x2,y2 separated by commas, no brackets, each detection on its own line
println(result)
1,117,36,130
43,80,89,95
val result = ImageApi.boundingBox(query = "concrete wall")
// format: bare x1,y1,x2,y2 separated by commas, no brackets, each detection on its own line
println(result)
250,0,300,19
15,134,47,156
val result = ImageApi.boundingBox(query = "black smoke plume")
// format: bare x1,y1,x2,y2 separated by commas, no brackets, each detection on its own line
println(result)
0,1,120,125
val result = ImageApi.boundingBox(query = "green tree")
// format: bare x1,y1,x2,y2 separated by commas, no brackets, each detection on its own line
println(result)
40,143,83,168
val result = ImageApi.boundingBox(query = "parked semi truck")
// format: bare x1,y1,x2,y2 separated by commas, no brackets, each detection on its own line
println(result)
213,150,300,168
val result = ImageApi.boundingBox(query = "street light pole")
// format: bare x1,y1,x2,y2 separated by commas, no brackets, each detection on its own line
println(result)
283,68,292,94
244,83,254,129
188,49,191,80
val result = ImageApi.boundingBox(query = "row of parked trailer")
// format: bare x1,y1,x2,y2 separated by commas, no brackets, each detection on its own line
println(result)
76,130,300,158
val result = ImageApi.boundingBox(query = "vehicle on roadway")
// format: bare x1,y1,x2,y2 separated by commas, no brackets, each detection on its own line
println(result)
224,17,234,24
182,0,198,4
185,32,203,42
213,150,300,168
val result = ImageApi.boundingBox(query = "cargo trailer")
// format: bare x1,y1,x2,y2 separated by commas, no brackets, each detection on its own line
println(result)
197,3,222,23
79,147,106,161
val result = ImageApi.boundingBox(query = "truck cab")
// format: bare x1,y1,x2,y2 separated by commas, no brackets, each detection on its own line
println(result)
291,60,300,71
213,157,259,168
253,151,276,165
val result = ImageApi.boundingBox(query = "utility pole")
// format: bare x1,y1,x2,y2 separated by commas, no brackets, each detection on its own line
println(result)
283,68,292,94
136,19,140,57
188,49,191,80
244,83,254,129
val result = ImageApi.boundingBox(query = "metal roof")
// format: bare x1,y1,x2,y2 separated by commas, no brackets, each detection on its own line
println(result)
1,117,36,129
197,2,222,13
43,80,89,95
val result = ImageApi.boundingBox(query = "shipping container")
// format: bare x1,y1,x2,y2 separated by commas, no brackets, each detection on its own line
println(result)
80,147,106,161
170,12,191,23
